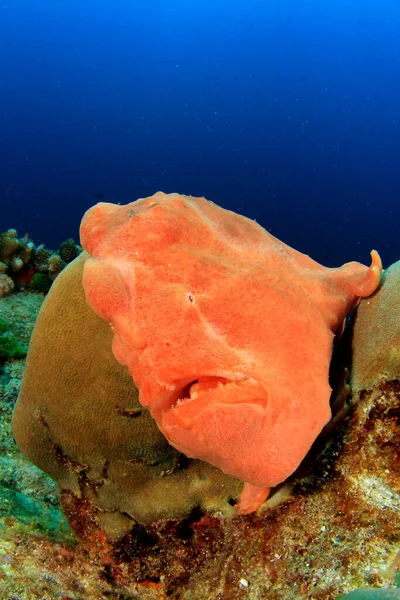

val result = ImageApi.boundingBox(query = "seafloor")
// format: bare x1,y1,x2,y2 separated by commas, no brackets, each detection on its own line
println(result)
1,286,400,599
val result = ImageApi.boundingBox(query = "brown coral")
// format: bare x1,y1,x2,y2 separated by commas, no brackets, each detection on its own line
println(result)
58,237,82,263
0,229,20,263
351,260,400,391
0,273,15,298
47,253,66,280
0,228,84,295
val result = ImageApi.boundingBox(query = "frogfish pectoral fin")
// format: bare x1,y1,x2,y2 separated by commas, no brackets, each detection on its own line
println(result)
349,249,382,297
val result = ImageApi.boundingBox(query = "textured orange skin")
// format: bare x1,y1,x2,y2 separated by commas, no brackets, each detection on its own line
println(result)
80,192,382,514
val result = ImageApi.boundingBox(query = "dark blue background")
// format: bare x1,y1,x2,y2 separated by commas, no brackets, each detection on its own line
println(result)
1,0,399,267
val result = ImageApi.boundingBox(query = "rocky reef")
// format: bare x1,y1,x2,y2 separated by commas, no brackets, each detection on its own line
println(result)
1,251,399,598
0,228,82,297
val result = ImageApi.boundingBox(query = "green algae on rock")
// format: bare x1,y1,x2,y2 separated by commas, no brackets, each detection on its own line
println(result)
336,588,400,599
29,272,53,294
0,316,27,360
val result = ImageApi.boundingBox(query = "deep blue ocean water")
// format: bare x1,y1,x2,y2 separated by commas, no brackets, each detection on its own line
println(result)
1,0,399,267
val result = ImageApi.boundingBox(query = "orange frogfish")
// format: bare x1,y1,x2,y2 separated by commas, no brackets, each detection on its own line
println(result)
80,192,382,514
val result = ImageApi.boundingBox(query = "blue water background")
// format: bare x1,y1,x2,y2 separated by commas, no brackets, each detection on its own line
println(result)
1,0,399,267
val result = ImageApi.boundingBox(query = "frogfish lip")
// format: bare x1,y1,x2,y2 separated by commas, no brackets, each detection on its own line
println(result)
155,373,265,416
